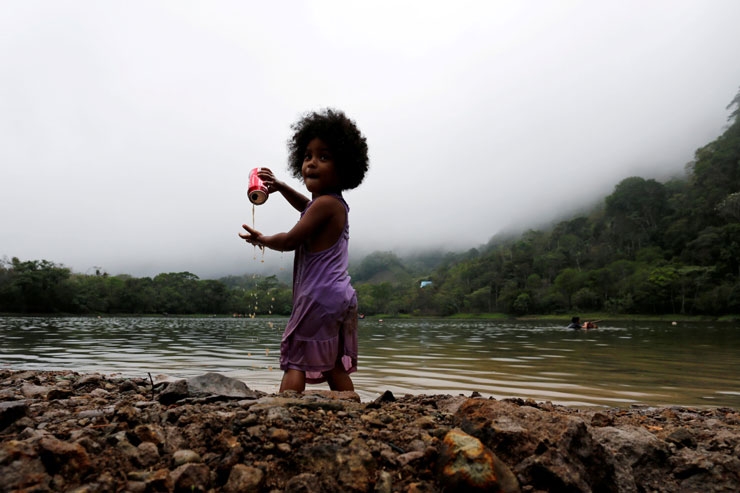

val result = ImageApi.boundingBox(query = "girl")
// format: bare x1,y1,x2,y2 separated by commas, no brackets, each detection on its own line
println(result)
239,109,369,393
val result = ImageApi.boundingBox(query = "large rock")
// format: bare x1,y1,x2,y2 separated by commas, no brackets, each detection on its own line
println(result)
592,425,670,491
437,428,519,492
455,399,616,492
187,373,257,398
158,373,257,404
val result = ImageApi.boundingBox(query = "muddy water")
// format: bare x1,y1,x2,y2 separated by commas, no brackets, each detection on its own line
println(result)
2,317,738,407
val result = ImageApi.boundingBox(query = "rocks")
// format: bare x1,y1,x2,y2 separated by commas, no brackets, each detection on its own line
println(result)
21,383,51,399
172,449,202,466
1,370,740,492
158,378,190,405
437,428,519,492
187,372,258,399
38,436,92,477
223,464,264,492
157,372,259,405
170,462,211,492
455,399,740,493
0,400,28,429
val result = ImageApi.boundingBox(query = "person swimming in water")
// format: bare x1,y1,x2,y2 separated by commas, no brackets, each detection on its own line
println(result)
568,316,599,329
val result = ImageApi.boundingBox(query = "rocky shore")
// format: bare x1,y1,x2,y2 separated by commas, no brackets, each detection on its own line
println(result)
1,370,739,492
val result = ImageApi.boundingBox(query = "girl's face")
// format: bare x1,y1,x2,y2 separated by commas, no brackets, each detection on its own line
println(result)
302,138,341,196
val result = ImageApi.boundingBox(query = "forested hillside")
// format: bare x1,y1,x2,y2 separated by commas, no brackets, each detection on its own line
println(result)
363,89,740,317
387,89,740,317
2,90,739,317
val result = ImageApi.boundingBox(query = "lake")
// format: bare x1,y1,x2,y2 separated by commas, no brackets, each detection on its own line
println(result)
1,316,739,408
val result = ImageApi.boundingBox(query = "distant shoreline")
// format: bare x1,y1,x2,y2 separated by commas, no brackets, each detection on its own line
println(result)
2,312,738,322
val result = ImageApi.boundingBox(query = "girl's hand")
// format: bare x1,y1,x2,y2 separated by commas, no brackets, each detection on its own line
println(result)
256,167,283,194
253,167,311,216
239,224,263,246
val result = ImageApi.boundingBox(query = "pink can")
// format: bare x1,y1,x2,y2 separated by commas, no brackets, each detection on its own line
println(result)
248,168,268,205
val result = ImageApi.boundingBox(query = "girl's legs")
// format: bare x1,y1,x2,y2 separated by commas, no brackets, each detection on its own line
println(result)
324,304,357,392
324,361,354,392
280,369,306,393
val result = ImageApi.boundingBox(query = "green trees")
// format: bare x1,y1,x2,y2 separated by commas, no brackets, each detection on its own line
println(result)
604,177,669,255
0,258,71,313
689,128,740,224
0,260,291,316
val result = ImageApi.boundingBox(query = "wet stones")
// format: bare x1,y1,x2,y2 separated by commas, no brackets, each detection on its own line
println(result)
73,373,104,391
137,440,160,467
172,449,202,466
127,468,172,492
223,464,264,492
47,387,74,400
158,379,190,405
21,383,51,399
0,400,28,429
2,370,740,492
38,436,92,478
170,461,211,492
133,423,165,447
666,427,698,449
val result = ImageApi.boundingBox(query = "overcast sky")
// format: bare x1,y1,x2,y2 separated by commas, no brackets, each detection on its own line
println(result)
2,1,740,279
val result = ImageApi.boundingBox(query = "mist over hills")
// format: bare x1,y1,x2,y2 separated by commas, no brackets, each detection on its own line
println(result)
4,3,740,282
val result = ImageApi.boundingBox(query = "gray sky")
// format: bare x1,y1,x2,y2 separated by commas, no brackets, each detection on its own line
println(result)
2,1,740,279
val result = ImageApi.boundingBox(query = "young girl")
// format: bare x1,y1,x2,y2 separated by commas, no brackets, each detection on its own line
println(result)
239,109,369,393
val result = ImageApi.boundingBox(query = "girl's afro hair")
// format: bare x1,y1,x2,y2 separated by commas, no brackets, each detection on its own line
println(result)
287,109,369,190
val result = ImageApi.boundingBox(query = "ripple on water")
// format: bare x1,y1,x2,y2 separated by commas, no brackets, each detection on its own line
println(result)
2,317,740,408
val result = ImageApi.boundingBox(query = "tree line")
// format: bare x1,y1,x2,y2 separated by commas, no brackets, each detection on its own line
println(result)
2,89,739,317
0,260,293,317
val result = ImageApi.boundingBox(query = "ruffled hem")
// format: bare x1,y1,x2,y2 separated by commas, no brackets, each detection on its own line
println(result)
303,354,357,384
280,300,358,384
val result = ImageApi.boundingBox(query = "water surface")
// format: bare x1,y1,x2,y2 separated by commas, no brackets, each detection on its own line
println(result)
1,317,738,408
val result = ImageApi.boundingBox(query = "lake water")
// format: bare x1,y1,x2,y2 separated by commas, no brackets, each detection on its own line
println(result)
1,316,739,408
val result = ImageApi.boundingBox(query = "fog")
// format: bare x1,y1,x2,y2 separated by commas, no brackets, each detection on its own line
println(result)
2,1,740,279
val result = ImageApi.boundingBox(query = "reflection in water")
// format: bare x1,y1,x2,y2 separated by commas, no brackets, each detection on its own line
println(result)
1,317,739,408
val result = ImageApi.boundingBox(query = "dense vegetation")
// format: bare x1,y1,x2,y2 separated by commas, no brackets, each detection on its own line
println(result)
0,262,292,317
2,90,739,317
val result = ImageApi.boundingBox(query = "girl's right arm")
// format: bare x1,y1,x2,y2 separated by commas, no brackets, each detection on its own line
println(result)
258,168,309,212
240,194,343,252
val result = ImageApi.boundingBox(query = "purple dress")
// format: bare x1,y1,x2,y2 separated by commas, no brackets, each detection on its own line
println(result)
280,194,358,383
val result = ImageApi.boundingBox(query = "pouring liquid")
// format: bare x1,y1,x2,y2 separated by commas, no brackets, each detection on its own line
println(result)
251,204,265,262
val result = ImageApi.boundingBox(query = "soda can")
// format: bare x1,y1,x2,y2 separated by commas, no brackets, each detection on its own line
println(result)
248,168,269,205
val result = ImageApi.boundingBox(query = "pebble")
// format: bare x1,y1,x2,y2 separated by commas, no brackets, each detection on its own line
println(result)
173,449,202,466
224,464,264,492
